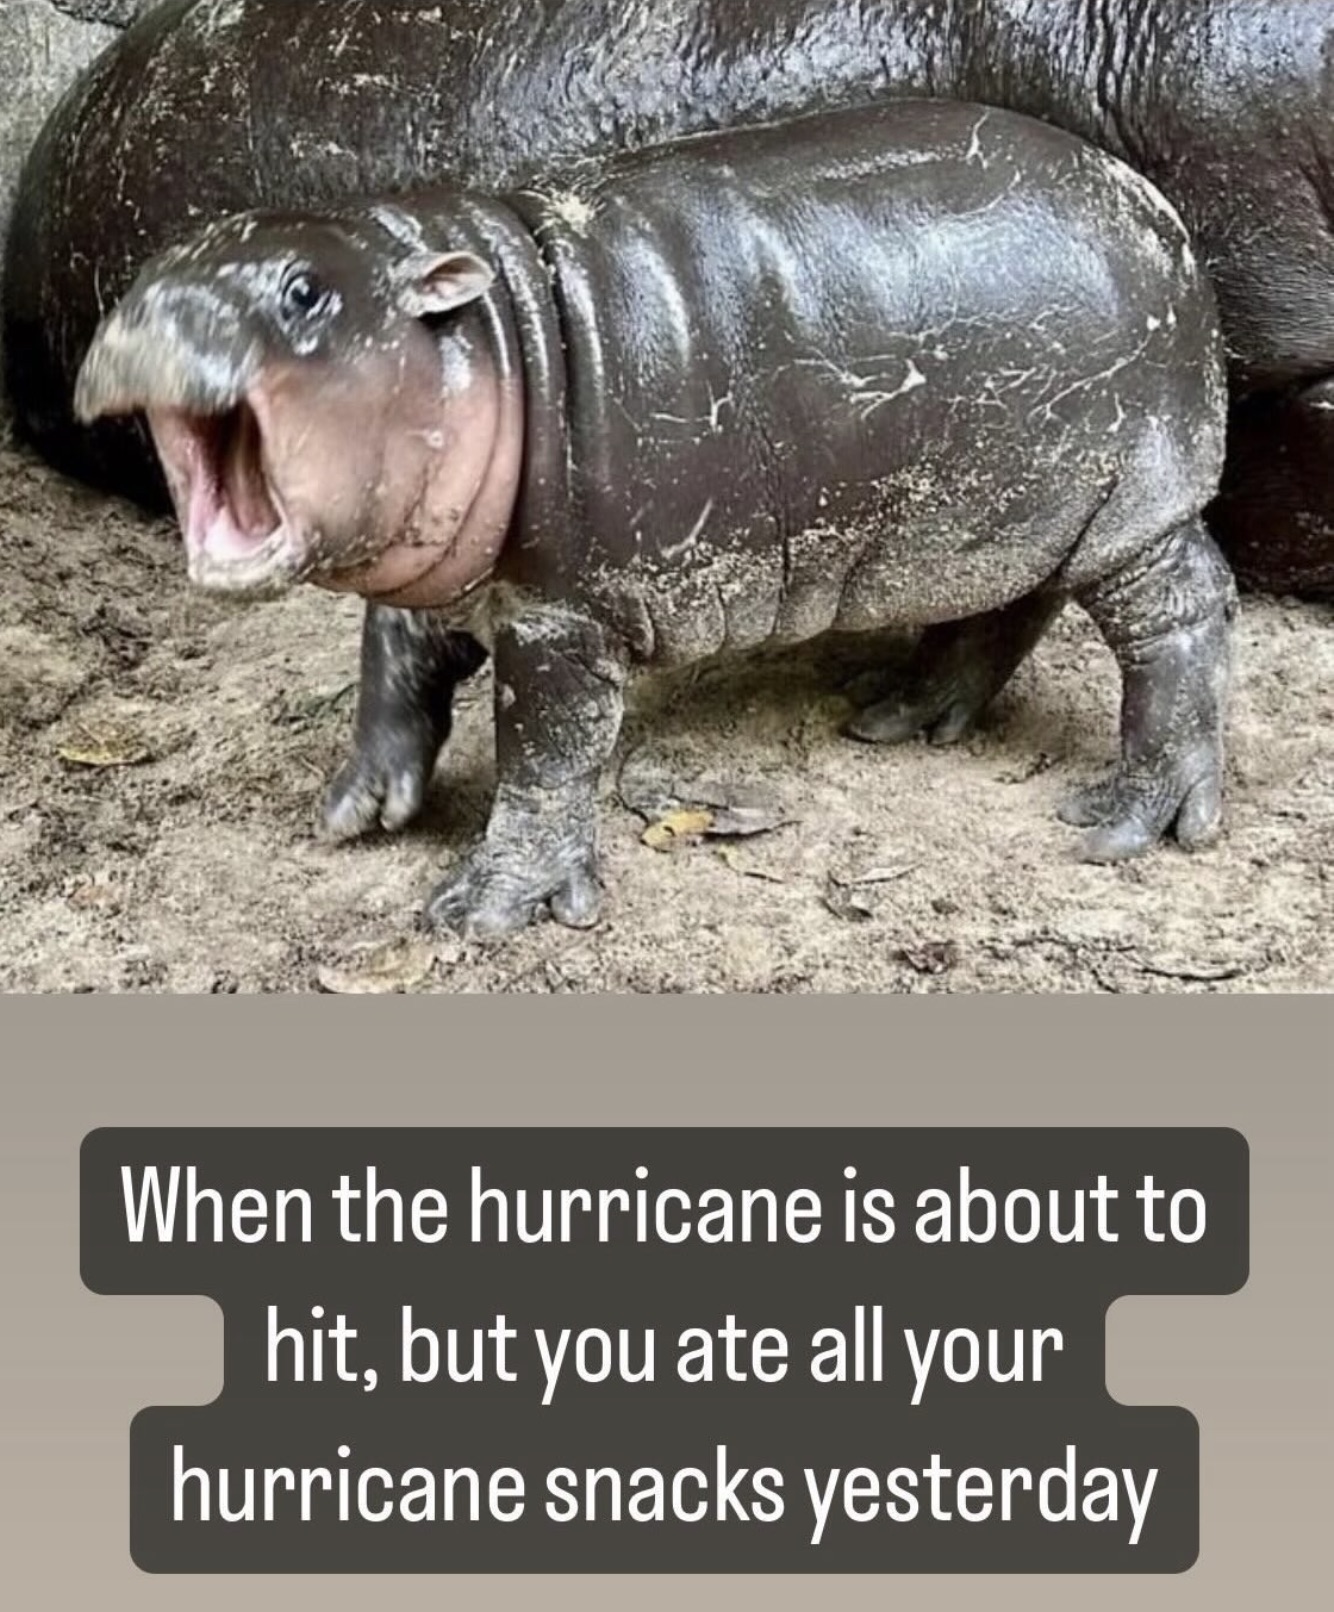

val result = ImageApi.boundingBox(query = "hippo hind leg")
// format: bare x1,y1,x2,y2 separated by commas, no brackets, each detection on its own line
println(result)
323,606,487,841
845,591,1064,747
1062,516,1236,861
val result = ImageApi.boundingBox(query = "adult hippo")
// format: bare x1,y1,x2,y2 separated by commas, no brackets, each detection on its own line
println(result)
2,0,1331,839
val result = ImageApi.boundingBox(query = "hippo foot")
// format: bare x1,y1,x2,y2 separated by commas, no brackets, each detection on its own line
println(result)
1068,515,1234,864
323,609,487,842
844,592,1063,747
424,845,602,940
1059,754,1224,863
323,731,441,841
847,685,988,747
423,785,603,941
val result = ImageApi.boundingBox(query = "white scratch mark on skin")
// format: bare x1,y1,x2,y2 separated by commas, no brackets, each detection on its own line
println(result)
790,351,930,417
965,110,992,167
367,206,431,255
660,499,716,560
1033,350,1144,423
547,192,596,232
707,385,735,430
854,357,928,417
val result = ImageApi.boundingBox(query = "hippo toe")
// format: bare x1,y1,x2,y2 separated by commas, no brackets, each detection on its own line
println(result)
424,781,604,940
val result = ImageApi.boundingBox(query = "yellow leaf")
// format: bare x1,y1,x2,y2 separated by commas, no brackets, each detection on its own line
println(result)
642,808,715,851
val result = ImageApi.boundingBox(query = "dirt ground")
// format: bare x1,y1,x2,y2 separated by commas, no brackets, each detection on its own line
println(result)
1,433,1330,993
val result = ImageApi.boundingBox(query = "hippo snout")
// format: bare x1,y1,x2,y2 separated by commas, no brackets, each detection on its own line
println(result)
75,280,264,424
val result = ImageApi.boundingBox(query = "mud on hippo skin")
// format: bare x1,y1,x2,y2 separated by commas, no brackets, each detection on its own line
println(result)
76,101,1236,940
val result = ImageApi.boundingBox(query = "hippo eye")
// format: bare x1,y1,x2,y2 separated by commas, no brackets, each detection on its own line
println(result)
280,268,329,321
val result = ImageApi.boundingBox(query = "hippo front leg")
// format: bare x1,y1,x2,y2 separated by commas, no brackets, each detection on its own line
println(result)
424,610,628,941
1061,517,1237,862
323,606,487,841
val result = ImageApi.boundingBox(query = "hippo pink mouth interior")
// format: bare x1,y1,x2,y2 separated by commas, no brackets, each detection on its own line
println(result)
148,402,301,587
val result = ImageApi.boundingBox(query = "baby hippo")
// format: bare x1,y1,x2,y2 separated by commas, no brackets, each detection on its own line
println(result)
76,100,1234,940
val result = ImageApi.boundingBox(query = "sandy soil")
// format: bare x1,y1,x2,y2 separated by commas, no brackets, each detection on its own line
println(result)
1,434,1330,993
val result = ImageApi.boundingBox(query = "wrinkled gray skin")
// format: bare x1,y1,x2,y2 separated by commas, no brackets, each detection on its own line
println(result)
76,102,1235,938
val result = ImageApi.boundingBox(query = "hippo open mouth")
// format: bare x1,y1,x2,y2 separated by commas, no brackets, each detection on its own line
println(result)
147,400,309,593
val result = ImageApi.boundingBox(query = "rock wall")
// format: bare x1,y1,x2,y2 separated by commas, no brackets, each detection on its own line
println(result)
0,1,159,414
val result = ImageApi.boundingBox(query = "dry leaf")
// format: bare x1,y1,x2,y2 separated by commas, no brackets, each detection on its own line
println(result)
704,798,788,838
316,939,438,996
830,863,919,889
58,720,154,769
642,808,715,852
715,846,787,885
824,877,876,923
678,777,788,838
624,764,789,850
1135,955,1248,984
275,683,357,729
899,940,961,976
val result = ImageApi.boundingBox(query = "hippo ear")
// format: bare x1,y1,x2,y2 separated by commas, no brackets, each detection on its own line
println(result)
395,251,496,317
